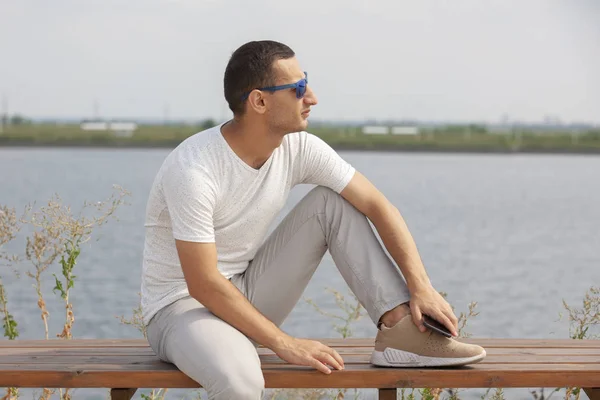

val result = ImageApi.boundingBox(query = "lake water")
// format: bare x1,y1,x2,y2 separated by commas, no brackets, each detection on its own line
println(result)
1,147,599,400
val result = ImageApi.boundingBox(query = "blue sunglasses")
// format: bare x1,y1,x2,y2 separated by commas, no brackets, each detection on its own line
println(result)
241,72,308,101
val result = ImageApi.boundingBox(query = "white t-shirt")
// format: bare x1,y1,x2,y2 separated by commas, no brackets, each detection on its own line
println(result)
140,122,356,325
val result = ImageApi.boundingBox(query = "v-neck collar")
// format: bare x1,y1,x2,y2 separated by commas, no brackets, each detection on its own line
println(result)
218,121,276,174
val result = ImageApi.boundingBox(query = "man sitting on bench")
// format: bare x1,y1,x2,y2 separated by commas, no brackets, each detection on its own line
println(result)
140,40,486,400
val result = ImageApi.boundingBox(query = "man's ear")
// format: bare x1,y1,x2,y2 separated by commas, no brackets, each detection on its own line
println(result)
247,91,268,115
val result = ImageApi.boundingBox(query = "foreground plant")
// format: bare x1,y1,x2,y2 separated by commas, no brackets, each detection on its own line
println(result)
562,286,599,341
0,205,20,339
0,185,129,400
0,206,21,400
555,286,599,400
23,186,129,341
119,294,168,400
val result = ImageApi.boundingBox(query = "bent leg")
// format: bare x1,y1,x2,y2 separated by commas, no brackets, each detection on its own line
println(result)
147,296,264,400
235,185,410,327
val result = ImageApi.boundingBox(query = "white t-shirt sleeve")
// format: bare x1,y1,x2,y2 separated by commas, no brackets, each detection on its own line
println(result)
298,132,356,193
161,164,217,242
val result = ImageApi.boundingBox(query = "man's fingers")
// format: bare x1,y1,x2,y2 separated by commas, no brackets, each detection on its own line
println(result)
445,309,459,332
436,312,457,337
330,348,345,369
319,352,343,371
411,305,426,333
310,358,331,374
316,342,344,369
445,312,459,336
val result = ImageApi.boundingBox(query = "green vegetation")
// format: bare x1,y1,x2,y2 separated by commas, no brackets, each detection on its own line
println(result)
1,122,599,153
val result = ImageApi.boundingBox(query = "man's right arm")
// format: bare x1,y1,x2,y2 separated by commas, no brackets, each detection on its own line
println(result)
175,239,345,374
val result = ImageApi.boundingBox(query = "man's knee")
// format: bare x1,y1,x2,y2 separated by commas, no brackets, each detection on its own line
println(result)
307,186,343,207
209,366,265,400
307,185,360,214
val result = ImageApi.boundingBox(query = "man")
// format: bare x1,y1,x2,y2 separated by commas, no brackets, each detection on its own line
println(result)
141,40,486,399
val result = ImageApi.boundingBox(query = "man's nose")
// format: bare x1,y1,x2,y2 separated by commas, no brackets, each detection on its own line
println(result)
304,86,318,106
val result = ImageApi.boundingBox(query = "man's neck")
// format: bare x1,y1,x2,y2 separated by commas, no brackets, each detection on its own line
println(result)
221,118,283,169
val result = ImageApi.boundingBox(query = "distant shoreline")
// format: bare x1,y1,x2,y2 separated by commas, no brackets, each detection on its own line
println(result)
2,123,599,155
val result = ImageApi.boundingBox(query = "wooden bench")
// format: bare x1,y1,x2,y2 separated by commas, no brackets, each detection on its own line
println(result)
0,338,598,399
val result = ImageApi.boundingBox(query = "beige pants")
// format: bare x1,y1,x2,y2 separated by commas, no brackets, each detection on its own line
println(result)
147,186,410,399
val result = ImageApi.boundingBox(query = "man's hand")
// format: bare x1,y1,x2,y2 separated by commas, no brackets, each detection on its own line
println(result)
271,336,345,374
409,285,459,337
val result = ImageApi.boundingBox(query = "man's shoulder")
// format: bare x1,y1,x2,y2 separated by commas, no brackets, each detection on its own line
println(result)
281,130,310,149
179,124,223,153
282,130,331,154
167,124,224,168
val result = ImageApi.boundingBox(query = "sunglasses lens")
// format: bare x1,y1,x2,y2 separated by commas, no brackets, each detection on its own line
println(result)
297,81,307,98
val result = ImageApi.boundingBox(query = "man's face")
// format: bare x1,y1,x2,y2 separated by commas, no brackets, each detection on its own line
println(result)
266,57,318,134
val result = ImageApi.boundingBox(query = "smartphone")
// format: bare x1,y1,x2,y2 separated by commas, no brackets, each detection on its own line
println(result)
422,315,454,338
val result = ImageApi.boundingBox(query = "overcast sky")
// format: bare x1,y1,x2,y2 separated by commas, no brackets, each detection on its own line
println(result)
1,0,599,124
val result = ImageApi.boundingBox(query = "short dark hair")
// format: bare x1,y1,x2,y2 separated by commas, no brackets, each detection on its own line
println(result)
224,40,295,115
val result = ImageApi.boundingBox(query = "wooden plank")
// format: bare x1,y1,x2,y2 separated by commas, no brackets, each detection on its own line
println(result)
378,388,396,399
0,339,149,348
0,348,158,356
260,354,599,365
0,355,162,364
0,362,180,372
110,388,136,400
583,388,599,400
263,347,600,356
260,363,600,372
259,346,600,356
0,363,599,389
1,353,598,366
318,338,600,348
0,338,599,392
1,338,600,348
2,346,600,357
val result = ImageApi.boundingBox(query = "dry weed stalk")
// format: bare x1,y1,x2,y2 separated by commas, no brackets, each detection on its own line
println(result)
562,286,599,340
306,287,365,339
0,205,21,267
0,185,130,400
139,389,169,400
481,388,506,400
0,387,19,400
0,206,22,400
457,302,479,338
24,228,62,339
119,294,167,400
36,388,54,400
21,185,129,343
118,294,147,338
550,286,600,400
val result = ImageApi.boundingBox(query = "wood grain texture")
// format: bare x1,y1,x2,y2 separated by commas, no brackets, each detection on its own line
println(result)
1,338,599,348
0,338,598,390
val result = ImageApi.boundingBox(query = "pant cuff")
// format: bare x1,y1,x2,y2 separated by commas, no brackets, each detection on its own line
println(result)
369,296,410,326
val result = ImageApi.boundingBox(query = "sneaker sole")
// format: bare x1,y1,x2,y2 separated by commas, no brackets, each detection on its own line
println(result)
371,348,486,367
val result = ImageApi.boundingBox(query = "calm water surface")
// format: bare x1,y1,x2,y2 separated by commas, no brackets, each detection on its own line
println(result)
1,147,599,399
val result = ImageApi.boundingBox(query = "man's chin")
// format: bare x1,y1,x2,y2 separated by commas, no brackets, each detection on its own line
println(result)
297,119,309,131
279,120,309,135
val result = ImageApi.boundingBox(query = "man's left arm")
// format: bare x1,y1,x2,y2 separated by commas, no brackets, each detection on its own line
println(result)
340,170,459,336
